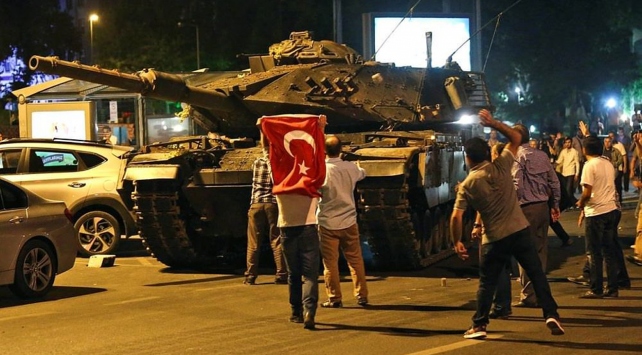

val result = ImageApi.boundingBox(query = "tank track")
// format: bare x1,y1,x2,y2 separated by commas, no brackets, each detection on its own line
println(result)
357,182,421,270
131,179,213,269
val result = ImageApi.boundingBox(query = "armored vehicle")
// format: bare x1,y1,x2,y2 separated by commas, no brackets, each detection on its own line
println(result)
29,31,490,270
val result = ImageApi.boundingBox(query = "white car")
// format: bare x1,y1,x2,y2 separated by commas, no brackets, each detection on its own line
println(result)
0,138,137,257
0,177,76,298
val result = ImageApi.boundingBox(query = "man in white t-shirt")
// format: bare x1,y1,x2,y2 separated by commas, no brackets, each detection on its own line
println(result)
576,126,620,299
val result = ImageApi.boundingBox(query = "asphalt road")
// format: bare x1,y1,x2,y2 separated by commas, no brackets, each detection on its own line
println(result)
1,205,641,355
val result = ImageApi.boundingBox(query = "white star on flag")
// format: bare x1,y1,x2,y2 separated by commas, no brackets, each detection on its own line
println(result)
298,161,310,175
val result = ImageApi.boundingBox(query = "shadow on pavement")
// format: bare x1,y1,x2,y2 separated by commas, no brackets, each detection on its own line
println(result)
0,286,106,308
359,302,476,312
145,274,241,287
313,322,465,336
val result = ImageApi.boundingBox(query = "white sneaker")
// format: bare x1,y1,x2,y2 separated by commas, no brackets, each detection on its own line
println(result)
463,324,487,339
546,317,565,335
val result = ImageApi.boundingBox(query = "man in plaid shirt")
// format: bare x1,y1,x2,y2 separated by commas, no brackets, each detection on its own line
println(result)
244,141,287,285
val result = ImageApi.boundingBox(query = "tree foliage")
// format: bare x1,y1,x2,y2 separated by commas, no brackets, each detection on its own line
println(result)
93,0,335,72
0,0,81,90
480,0,641,132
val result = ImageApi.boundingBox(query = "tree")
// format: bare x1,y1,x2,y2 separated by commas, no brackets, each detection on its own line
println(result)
91,0,335,72
480,0,641,133
0,0,81,92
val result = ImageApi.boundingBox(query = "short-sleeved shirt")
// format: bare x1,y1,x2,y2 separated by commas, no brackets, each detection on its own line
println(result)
580,156,618,217
317,157,366,230
454,149,529,244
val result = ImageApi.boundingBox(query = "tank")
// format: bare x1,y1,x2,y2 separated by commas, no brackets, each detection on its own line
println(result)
29,31,489,270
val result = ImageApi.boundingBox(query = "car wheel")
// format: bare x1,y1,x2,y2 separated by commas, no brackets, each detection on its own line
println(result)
75,211,121,257
9,240,57,299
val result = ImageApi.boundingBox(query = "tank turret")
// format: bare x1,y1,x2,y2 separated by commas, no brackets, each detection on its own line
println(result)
29,31,489,270
30,30,490,136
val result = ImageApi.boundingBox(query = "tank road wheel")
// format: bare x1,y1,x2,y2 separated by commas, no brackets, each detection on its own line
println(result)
132,179,214,269
75,211,121,257
357,182,420,271
9,240,57,299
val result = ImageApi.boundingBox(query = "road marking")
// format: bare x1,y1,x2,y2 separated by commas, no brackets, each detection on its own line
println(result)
137,257,154,266
0,312,57,322
406,334,503,355
103,296,160,306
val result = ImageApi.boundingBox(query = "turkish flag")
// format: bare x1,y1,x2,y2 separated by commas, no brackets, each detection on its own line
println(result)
260,114,326,197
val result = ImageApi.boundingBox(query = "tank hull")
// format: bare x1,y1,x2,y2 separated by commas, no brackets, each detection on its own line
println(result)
34,31,487,270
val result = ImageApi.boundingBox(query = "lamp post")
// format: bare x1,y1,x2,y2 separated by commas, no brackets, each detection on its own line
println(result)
89,14,99,64
178,21,200,69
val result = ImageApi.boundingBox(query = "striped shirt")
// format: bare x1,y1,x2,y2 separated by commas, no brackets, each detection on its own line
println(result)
250,154,276,204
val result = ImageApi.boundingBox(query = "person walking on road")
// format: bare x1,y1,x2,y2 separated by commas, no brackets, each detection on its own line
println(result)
259,114,327,330
510,124,561,308
317,135,369,308
243,137,288,285
450,109,564,340
576,122,621,299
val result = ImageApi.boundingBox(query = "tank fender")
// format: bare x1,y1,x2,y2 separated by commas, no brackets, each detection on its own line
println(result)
123,164,181,181
352,147,419,178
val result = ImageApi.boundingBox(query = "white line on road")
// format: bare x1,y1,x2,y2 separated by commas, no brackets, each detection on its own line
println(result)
136,257,154,266
103,296,160,306
406,334,503,355
0,312,57,322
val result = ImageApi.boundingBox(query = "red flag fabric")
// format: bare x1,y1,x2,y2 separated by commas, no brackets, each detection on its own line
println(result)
260,114,326,197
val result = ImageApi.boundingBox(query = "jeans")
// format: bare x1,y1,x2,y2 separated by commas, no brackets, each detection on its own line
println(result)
560,174,577,209
491,262,512,312
280,224,320,317
579,210,629,285
585,210,620,293
473,228,559,326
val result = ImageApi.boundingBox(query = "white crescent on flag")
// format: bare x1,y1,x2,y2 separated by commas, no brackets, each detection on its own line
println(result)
283,130,316,157
283,130,316,176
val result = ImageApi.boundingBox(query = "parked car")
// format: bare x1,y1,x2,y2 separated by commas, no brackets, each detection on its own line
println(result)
0,138,137,257
0,177,76,298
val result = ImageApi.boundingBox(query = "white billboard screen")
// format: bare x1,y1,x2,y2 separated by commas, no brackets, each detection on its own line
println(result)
372,16,471,70
31,110,88,140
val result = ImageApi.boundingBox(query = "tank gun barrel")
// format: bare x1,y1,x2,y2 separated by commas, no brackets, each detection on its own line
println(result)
29,56,235,111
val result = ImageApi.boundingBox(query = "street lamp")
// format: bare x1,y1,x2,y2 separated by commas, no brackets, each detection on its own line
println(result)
89,13,99,64
178,21,200,69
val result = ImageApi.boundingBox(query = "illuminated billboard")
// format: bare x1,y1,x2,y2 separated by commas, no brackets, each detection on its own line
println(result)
26,102,94,140
363,13,474,70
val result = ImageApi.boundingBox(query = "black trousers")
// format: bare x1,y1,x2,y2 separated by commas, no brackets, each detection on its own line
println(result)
473,228,559,326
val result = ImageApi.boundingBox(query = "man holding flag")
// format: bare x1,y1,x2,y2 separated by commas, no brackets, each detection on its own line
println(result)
259,114,327,330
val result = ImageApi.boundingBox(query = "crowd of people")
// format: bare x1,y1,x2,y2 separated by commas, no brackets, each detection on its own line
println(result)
239,111,642,339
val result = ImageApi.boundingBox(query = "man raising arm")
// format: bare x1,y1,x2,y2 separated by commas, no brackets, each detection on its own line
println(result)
449,109,564,339
451,109,521,259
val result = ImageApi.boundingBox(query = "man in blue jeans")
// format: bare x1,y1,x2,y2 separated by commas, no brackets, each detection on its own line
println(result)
450,109,564,339
259,114,327,330
576,124,621,298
